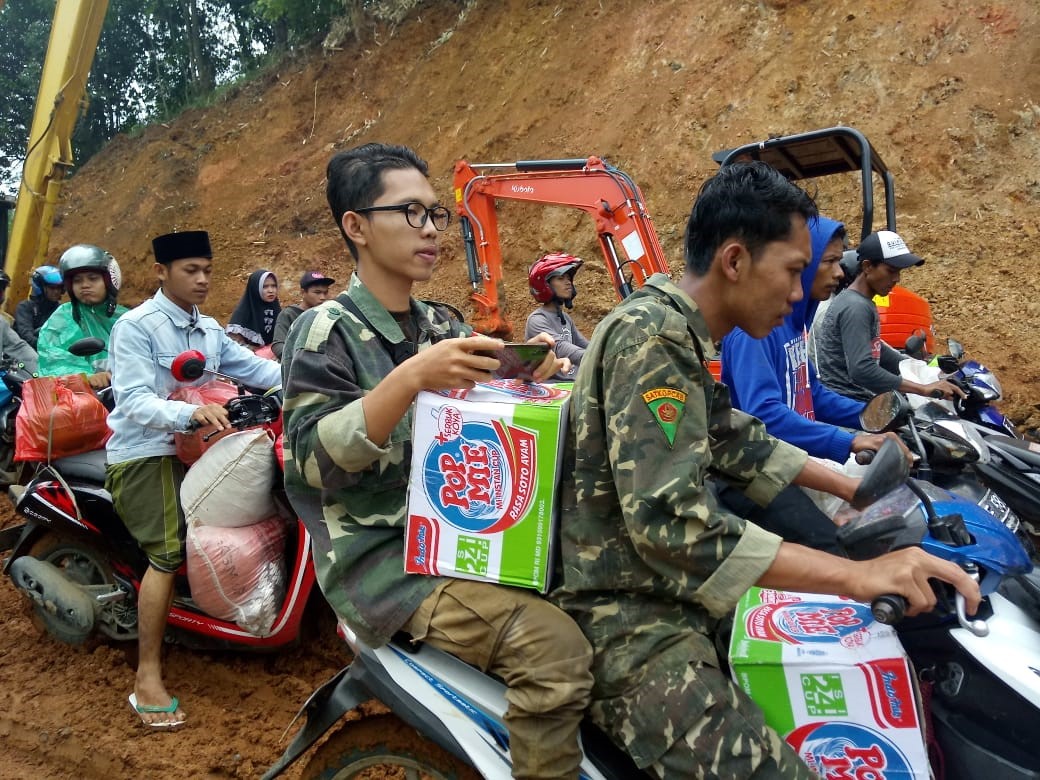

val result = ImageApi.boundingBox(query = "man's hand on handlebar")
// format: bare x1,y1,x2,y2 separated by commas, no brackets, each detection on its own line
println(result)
190,403,231,431
922,379,966,401
86,370,112,390
848,547,982,618
851,432,912,464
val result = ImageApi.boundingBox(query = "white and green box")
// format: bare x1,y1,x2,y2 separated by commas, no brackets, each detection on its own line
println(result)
729,587,929,779
405,380,571,592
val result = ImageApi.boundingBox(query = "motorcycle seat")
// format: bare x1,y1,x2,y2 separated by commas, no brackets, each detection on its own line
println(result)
987,435,1040,470
50,448,108,484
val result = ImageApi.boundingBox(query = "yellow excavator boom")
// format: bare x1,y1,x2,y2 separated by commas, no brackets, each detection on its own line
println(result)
4,0,108,310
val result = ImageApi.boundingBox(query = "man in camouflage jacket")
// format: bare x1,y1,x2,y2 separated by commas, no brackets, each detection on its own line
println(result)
551,162,981,779
280,143,593,779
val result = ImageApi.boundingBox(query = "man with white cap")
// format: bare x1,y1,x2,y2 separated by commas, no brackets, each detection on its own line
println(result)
811,229,962,402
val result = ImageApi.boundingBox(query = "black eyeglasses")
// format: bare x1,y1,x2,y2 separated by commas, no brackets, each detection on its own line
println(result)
355,201,452,232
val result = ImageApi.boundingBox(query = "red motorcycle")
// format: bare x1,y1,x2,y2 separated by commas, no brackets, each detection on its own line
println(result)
0,351,320,651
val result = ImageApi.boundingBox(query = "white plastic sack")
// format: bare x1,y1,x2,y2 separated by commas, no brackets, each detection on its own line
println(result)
186,516,287,636
899,358,956,413
181,429,277,528
799,454,870,521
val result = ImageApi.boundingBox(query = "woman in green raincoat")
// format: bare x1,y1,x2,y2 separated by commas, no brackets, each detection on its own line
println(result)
37,244,129,389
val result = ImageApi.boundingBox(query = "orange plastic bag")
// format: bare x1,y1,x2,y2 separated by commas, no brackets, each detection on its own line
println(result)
169,380,242,466
15,375,111,462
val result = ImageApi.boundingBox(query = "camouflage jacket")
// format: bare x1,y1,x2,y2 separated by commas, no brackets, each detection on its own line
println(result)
550,273,808,767
280,273,469,647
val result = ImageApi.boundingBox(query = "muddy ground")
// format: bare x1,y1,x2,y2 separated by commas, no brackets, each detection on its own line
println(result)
2,0,1039,776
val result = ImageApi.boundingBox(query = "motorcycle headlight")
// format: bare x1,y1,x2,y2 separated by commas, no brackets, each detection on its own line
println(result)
974,370,1003,401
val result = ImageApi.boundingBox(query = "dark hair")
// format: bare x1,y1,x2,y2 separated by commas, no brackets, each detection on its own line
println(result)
326,143,430,260
683,161,818,276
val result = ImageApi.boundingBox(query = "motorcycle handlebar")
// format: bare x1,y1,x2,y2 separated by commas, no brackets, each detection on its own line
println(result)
184,391,282,438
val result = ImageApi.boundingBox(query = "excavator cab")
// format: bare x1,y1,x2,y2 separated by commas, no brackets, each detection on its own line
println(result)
452,156,670,338
714,126,937,356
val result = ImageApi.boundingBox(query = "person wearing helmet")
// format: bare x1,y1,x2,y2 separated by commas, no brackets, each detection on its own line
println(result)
14,264,64,349
0,269,11,326
524,252,589,380
37,244,129,388
0,268,40,374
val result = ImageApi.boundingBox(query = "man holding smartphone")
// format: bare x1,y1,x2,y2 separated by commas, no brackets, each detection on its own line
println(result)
279,143,593,780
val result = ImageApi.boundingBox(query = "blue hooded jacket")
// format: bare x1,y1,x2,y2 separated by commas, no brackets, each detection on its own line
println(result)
721,215,865,462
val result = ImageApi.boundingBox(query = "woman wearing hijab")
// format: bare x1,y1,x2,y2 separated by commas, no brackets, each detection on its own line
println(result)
226,269,281,350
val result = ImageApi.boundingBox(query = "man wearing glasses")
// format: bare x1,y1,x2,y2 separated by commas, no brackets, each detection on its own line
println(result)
279,143,594,780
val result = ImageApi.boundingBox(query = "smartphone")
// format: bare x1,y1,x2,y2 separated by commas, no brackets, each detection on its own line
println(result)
481,342,551,381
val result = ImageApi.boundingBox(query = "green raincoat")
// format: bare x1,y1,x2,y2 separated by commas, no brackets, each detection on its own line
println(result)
37,300,130,376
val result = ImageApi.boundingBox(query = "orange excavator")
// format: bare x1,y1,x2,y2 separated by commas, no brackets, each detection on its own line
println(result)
452,156,670,338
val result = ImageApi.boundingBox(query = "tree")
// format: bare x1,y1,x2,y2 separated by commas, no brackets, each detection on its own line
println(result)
0,0,56,193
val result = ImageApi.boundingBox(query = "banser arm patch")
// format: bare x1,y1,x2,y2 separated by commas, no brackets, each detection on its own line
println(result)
642,387,686,447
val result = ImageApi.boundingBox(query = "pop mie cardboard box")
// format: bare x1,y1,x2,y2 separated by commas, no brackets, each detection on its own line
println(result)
405,380,571,592
729,587,929,779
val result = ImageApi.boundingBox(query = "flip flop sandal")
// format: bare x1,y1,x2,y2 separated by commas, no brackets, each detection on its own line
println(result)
128,692,187,729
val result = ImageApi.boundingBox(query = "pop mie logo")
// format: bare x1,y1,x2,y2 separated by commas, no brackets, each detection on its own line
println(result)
421,419,538,535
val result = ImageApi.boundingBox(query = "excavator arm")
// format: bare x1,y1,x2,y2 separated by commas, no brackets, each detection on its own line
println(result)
4,0,109,310
452,156,669,338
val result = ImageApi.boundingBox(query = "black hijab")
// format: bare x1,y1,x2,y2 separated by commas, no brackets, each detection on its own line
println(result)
227,269,281,346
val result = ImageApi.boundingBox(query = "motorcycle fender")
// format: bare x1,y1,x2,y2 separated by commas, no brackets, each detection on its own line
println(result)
261,664,368,780
0,522,28,558
9,555,96,642
951,591,1040,709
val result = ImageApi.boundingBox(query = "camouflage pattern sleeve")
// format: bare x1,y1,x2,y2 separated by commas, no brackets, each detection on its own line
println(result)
278,280,472,647
281,304,393,491
594,296,785,615
555,276,815,774
706,379,809,507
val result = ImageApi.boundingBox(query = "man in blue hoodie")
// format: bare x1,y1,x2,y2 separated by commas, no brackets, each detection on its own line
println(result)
722,215,891,464
716,215,896,552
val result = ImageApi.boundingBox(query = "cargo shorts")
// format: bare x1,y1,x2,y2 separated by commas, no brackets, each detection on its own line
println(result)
105,455,187,572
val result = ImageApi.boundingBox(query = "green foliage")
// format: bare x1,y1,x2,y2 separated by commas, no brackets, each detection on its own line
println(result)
0,0,55,179
0,0,445,195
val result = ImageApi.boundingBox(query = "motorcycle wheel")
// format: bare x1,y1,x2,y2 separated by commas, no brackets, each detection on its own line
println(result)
25,532,114,644
301,714,481,780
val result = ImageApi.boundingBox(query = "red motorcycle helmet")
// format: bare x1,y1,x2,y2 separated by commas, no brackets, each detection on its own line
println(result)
528,253,583,304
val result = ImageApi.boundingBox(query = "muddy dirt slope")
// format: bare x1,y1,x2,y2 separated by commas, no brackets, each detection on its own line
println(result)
2,1,1039,777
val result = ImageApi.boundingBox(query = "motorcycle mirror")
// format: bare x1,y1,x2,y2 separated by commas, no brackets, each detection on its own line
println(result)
850,438,911,510
904,332,928,360
839,249,860,288
860,391,911,433
171,350,207,382
947,338,964,360
68,337,106,358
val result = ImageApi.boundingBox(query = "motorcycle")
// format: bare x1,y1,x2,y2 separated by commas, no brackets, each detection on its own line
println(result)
0,349,321,652
904,333,1019,438
0,352,36,486
262,437,1040,780
862,388,1040,560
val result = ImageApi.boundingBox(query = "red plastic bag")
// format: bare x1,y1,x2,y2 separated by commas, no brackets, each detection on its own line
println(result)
169,380,242,466
15,375,111,462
